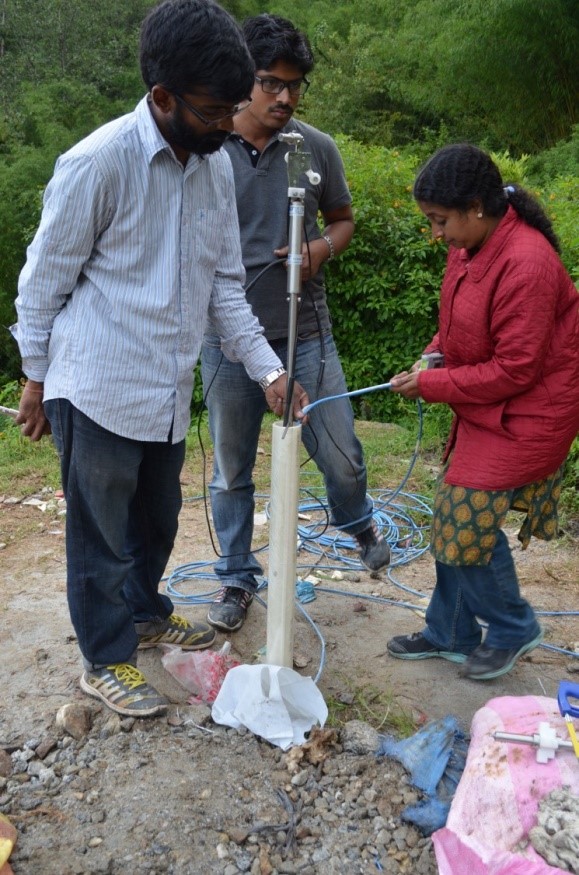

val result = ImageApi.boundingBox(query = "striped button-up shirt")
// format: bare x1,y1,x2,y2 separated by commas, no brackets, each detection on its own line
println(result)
13,96,281,442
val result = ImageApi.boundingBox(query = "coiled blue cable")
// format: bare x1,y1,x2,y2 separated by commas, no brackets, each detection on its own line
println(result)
164,384,578,681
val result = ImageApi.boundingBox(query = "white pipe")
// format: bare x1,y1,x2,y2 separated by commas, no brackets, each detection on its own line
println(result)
266,420,301,667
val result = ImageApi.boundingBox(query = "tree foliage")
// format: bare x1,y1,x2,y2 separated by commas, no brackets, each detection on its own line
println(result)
296,0,579,153
398,0,579,153
0,0,576,393
0,0,148,99
325,140,445,421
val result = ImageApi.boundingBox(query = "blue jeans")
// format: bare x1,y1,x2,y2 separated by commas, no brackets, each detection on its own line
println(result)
45,399,183,669
201,334,374,592
423,530,541,652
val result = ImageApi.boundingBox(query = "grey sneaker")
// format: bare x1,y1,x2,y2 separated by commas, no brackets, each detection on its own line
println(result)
137,613,216,650
459,628,544,680
355,523,390,571
387,632,469,664
207,587,254,632
80,664,169,717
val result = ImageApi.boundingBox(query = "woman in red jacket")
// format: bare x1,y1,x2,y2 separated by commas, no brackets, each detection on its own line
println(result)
388,143,579,680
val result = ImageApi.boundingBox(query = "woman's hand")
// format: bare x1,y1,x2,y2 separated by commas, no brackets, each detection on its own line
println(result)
389,369,422,400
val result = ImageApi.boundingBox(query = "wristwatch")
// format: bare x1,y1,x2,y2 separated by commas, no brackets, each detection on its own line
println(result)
259,367,287,391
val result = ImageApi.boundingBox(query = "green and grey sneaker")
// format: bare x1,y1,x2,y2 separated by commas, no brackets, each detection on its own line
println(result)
459,627,544,680
387,632,469,664
80,664,169,717
136,613,216,650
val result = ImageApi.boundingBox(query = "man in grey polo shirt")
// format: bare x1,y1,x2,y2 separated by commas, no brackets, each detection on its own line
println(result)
202,13,390,633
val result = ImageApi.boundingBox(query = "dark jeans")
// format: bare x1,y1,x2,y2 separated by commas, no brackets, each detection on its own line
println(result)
201,334,373,593
423,530,541,652
45,399,184,669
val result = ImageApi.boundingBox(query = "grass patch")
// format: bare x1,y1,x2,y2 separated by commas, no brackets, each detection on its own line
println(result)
0,418,61,496
325,677,417,737
2,404,577,541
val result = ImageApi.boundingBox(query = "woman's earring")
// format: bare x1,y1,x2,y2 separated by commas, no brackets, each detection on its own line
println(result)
477,212,483,218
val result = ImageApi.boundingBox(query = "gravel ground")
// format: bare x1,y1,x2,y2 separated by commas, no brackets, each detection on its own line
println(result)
1,706,438,875
2,489,577,874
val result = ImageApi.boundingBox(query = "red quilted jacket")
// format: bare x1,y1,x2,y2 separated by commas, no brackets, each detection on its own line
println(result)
418,207,579,490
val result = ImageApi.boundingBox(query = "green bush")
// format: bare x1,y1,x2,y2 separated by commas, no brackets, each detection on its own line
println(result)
326,137,446,421
540,175,579,282
0,81,134,383
526,125,579,183
562,437,579,516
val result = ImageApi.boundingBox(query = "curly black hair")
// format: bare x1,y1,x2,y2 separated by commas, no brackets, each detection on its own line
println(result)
242,13,314,75
140,0,254,105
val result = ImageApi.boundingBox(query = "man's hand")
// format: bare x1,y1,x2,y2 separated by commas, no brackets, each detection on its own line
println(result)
265,376,309,423
15,381,51,441
273,239,327,283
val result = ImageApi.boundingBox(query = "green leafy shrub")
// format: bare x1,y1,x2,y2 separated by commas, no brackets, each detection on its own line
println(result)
0,81,132,383
560,437,579,529
539,175,579,282
326,137,446,421
526,125,579,182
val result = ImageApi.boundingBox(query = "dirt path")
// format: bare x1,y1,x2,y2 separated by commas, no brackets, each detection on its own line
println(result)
2,484,577,739
0,482,577,874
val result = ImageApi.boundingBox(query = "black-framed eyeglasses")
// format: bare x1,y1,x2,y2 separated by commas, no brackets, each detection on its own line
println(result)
173,93,252,126
254,75,310,96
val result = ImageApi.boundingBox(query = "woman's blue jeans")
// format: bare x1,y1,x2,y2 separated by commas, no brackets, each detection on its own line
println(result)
45,399,184,669
201,334,374,592
424,529,541,652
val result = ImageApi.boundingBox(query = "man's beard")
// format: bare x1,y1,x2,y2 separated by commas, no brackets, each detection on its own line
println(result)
166,109,229,156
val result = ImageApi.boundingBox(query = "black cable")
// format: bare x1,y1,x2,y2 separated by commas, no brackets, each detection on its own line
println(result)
297,225,368,534
243,257,286,295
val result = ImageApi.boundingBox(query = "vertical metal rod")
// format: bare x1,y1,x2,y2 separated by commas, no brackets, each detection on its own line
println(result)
283,196,305,428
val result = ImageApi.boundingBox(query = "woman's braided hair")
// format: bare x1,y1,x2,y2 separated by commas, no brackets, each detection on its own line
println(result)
413,144,560,252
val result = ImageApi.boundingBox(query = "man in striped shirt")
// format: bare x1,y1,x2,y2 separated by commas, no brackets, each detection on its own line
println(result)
12,0,307,718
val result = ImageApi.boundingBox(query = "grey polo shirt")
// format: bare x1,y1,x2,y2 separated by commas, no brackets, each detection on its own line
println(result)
223,119,352,341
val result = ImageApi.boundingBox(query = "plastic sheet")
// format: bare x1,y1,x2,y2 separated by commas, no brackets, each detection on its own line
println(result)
161,642,239,704
432,695,579,875
211,664,328,750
